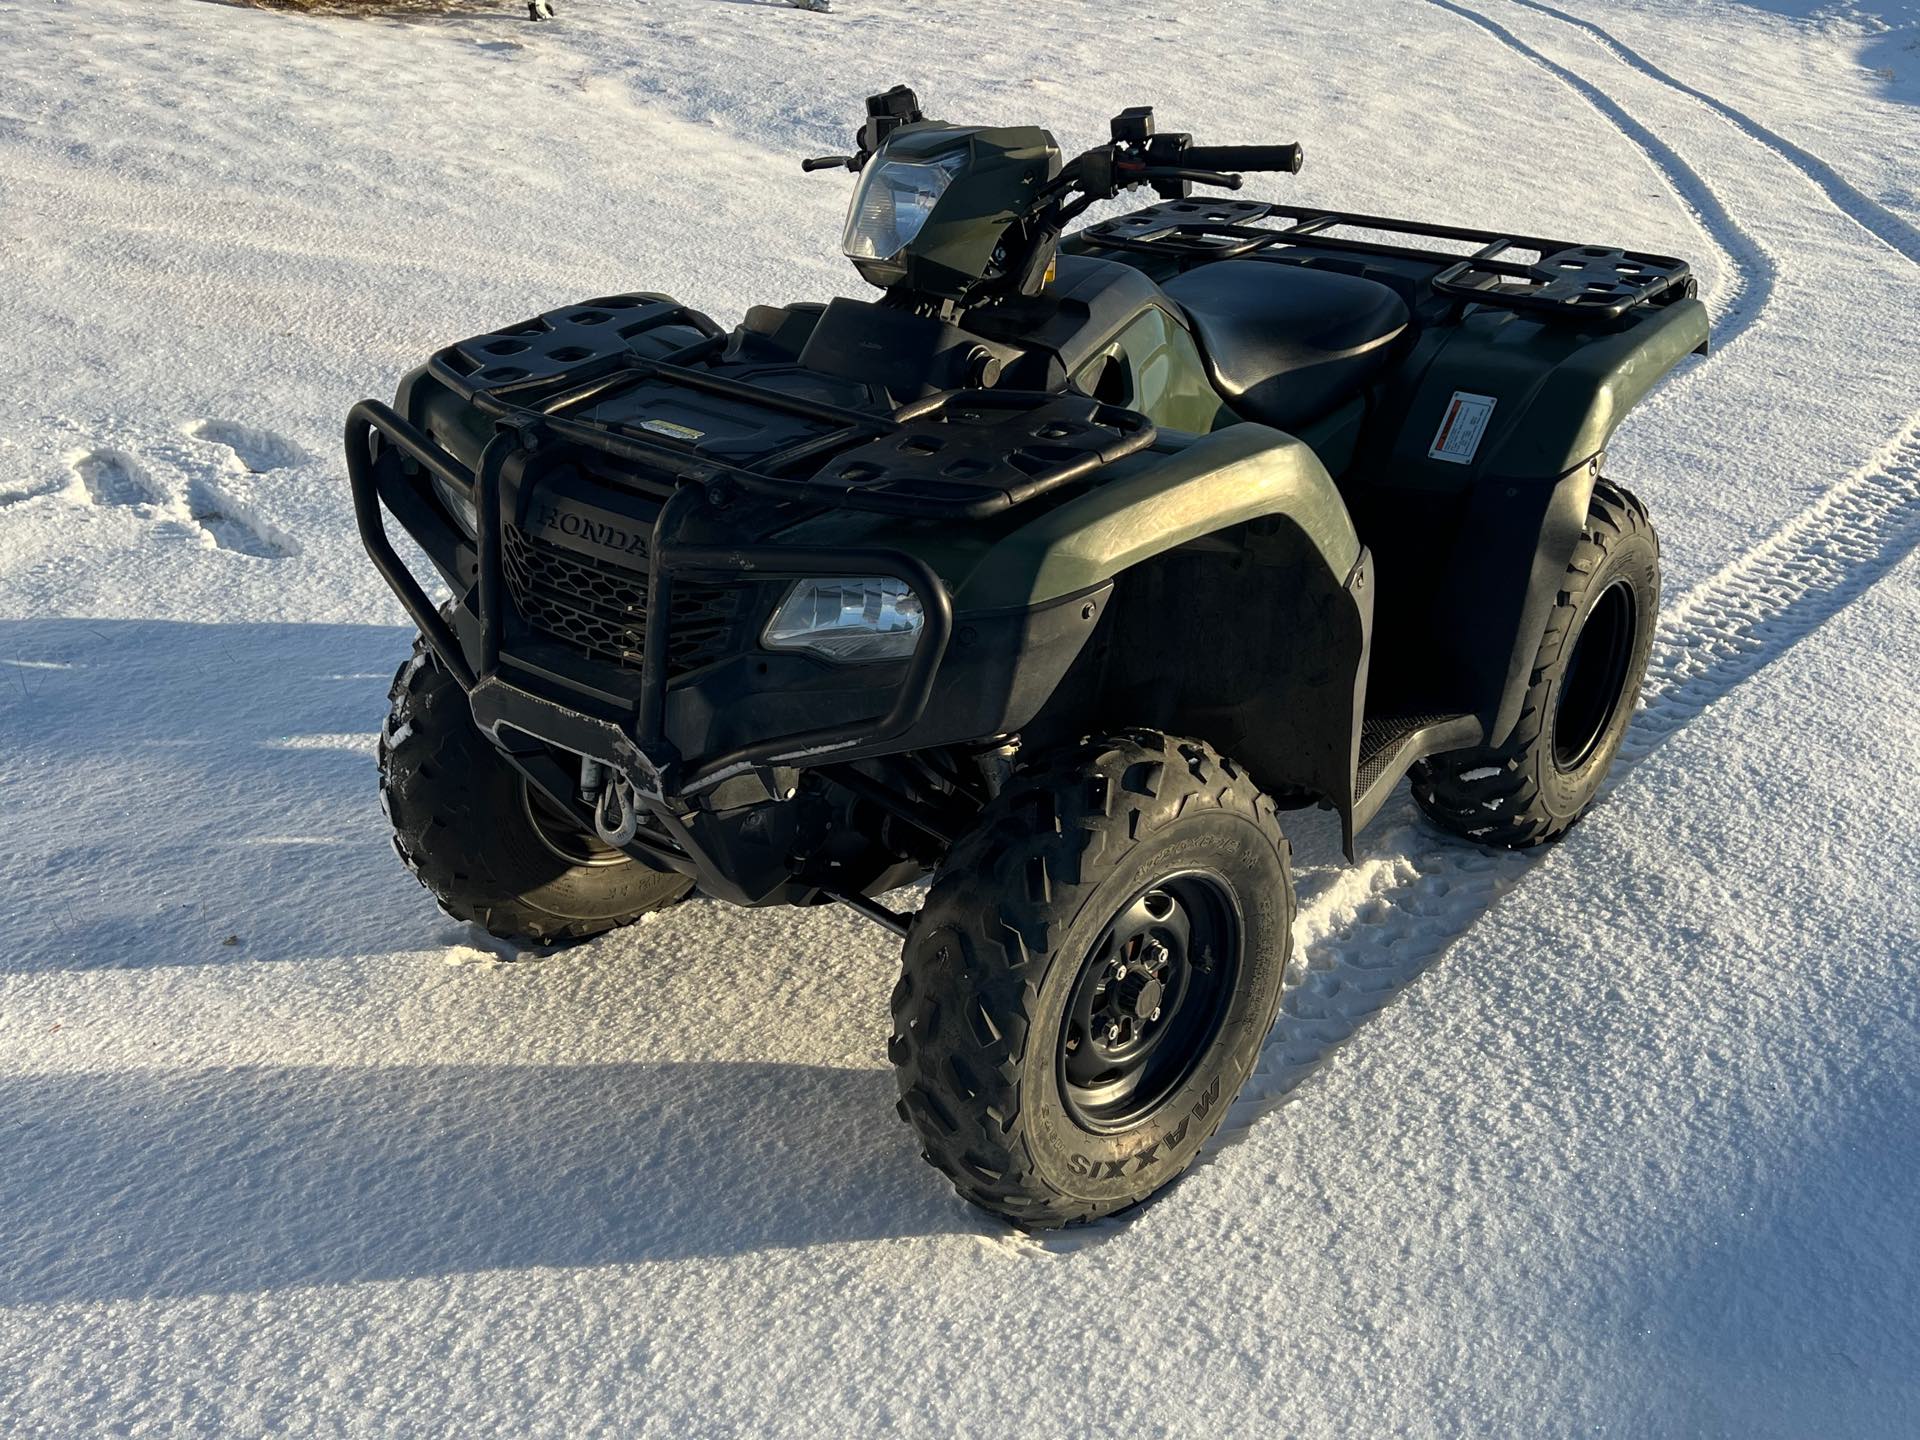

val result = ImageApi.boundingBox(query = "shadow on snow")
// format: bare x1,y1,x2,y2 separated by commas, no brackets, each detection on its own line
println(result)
0,1057,975,1304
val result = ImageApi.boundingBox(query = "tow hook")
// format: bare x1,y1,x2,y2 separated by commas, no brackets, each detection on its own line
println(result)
582,758,640,848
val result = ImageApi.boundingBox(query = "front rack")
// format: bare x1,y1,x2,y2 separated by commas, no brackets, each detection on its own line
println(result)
1076,198,1696,325
423,295,1156,521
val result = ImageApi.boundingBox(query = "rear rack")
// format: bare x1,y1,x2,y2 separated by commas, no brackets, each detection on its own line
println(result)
425,294,1155,521
1075,198,1696,325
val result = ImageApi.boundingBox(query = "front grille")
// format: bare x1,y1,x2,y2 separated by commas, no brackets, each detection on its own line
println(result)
503,524,741,675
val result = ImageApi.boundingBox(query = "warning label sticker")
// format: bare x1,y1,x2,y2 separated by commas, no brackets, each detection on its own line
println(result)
640,418,705,442
1427,392,1497,465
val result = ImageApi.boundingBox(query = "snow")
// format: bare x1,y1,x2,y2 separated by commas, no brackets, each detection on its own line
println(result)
2,0,1916,1433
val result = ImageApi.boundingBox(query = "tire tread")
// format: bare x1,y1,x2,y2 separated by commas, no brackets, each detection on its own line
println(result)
890,730,1292,1228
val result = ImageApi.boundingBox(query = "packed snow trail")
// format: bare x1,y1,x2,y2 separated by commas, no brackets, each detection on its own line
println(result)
1634,424,1920,750
1507,0,1920,266
1424,0,1779,350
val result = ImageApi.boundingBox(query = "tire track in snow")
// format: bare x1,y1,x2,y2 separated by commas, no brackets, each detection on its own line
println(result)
1629,425,1920,754
1503,0,1920,268
1421,0,1777,351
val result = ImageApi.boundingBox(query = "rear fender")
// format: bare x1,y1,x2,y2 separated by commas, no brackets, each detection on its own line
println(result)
1473,301,1704,742
1378,294,1710,484
1359,295,1706,742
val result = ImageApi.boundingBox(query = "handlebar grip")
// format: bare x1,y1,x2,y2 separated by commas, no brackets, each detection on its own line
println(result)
1179,143,1304,175
801,155,856,173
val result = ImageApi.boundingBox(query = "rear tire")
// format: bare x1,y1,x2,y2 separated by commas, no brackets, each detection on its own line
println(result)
1412,478,1658,848
378,636,692,942
890,731,1294,1229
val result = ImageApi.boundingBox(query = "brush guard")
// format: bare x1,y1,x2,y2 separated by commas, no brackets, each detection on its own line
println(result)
345,399,957,801
347,302,1152,792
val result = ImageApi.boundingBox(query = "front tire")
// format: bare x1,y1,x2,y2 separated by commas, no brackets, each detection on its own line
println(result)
890,731,1294,1228
378,637,692,942
1412,478,1659,847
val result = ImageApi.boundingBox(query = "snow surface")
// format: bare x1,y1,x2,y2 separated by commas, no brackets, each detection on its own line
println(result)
2,0,1917,1434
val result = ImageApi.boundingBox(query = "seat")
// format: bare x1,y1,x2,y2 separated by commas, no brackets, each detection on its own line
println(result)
1162,259,1410,431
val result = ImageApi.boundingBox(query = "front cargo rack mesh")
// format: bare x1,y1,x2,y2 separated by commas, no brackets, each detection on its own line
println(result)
1076,198,1696,325
422,296,1158,522
808,392,1153,512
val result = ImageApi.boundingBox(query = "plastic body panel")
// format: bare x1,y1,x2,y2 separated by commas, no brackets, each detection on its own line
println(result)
1346,293,1707,743
1372,293,1709,485
945,423,1360,610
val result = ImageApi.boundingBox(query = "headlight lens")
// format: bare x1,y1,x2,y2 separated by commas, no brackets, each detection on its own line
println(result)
841,151,966,265
431,470,478,538
764,577,924,663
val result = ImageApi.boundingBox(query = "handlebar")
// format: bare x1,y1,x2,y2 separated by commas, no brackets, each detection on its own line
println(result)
799,91,1307,306
1177,143,1305,175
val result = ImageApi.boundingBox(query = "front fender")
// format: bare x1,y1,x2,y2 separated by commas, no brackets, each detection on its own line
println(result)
952,424,1361,611
964,424,1372,828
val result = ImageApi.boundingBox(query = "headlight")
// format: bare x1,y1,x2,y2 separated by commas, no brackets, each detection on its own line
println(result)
431,470,478,538
842,151,966,267
764,577,924,663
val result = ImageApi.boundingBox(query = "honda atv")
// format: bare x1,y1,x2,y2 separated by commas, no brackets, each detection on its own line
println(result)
347,87,1706,1227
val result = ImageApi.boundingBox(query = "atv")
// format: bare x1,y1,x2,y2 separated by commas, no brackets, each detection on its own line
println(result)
347,87,1706,1227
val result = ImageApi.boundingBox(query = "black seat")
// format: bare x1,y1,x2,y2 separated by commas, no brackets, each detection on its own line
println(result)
1162,260,1410,431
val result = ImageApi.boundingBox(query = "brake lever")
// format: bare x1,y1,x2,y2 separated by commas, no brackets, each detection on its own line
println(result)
1128,165,1244,191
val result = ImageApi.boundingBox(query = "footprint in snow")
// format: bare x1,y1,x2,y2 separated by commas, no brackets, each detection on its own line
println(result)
179,419,304,558
73,447,165,509
183,479,289,559
183,418,309,474
69,439,293,559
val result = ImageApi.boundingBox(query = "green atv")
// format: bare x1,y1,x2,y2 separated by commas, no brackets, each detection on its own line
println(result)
348,87,1705,1227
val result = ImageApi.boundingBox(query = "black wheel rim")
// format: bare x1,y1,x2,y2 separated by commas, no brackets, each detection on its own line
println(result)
1057,871,1244,1133
520,780,632,869
1553,578,1638,772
